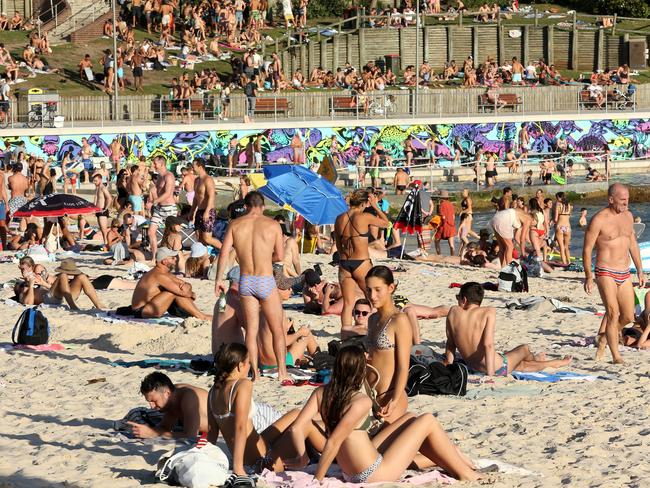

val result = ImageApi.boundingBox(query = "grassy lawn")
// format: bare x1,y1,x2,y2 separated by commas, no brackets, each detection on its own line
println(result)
0,2,648,99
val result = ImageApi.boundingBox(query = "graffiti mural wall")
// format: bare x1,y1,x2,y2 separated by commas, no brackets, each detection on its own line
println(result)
2,119,649,168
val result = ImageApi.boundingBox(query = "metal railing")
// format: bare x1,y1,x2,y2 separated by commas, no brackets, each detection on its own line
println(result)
0,85,644,129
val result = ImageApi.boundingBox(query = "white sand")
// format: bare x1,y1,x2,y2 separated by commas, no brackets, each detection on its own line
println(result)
1,253,649,488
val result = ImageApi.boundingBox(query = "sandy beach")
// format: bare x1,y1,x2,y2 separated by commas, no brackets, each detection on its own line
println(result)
0,250,649,488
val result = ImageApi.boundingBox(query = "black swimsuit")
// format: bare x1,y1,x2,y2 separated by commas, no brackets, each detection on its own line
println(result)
339,212,372,274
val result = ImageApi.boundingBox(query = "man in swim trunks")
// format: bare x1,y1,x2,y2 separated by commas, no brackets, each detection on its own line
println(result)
148,155,178,262
93,173,112,248
583,183,644,364
8,162,29,219
131,247,212,321
215,191,290,383
444,282,572,376
511,57,524,85
190,158,221,249
393,167,409,195
127,164,144,215
128,372,209,440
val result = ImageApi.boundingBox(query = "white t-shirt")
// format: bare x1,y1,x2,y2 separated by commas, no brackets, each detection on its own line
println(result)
587,84,602,98
0,82,10,101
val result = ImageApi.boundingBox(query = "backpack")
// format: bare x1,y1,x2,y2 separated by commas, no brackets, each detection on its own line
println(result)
406,360,468,397
12,307,50,346
498,260,529,292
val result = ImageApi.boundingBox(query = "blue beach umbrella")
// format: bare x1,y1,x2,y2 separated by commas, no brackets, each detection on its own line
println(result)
261,164,347,225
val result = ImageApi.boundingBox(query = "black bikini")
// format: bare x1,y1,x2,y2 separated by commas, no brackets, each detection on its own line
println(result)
339,212,372,274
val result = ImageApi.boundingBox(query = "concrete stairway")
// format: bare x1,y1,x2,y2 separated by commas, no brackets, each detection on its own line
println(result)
46,0,111,44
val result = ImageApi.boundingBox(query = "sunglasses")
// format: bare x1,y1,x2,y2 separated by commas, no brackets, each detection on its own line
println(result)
354,310,369,317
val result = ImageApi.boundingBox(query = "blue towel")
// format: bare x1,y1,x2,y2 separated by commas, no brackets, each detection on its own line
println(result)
511,371,599,383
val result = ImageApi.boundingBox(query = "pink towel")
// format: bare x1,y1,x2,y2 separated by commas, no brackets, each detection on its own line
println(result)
260,466,455,487
12,343,65,351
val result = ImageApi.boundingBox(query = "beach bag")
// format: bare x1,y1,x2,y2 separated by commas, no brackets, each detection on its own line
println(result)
406,360,468,397
522,254,543,278
12,307,50,346
498,261,528,292
155,443,229,488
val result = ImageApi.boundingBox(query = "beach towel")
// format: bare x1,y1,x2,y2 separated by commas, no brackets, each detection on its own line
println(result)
0,343,65,353
259,465,455,487
111,358,194,370
511,371,599,383
96,311,184,326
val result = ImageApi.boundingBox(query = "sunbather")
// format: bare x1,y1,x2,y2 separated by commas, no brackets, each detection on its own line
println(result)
128,372,209,440
444,282,572,376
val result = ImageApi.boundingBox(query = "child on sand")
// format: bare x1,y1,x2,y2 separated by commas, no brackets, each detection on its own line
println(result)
444,282,572,376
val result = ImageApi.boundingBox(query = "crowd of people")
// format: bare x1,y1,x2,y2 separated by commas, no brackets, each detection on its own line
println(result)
3,130,649,486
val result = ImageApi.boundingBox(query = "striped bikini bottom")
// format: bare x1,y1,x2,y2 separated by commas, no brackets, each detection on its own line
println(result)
594,266,631,286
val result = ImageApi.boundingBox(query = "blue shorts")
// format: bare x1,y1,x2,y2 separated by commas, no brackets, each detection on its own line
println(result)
0,201,6,220
129,195,143,212
82,159,93,171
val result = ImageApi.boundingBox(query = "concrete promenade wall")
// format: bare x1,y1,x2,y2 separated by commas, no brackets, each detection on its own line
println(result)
1,112,649,174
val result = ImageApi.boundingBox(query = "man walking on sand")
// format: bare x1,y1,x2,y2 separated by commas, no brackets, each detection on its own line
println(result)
190,158,222,250
147,156,177,261
583,183,644,363
445,282,572,376
93,173,112,247
215,191,290,383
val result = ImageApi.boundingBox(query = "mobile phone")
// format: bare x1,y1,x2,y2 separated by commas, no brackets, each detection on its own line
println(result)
314,264,322,276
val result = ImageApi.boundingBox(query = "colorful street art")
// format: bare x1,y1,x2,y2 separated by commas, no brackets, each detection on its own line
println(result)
2,119,649,168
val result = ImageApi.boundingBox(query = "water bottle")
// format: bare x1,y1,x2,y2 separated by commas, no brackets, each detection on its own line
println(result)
217,292,227,312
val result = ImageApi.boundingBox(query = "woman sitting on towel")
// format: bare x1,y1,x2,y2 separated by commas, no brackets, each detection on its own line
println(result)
288,345,481,483
207,344,326,483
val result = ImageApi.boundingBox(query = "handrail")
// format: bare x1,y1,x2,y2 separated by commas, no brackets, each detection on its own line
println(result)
52,0,110,35
38,0,69,28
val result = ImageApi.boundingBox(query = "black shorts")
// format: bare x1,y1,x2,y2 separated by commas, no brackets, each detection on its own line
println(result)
181,99,189,110
543,173,552,182
133,66,143,77
485,170,497,178
396,185,406,191
95,209,110,219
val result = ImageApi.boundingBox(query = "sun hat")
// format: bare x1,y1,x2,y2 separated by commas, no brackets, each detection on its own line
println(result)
156,247,179,262
190,242,208,258
55,258,82,275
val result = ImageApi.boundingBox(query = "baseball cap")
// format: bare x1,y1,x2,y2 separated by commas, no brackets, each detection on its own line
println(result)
304,269,321,287
226,266,240,282
156,247,179,262
190,242,208,258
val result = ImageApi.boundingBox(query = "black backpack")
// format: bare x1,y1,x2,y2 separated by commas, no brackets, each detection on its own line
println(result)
498,261,529,292
406,361,468,397
12,307,50,346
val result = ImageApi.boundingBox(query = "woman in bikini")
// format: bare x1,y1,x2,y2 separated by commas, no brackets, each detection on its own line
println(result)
207,343,325,485
288,345,481,483
528,198,546,262
334,190,390,331
364,265,411,425
459,188,479,243
554,192,573,265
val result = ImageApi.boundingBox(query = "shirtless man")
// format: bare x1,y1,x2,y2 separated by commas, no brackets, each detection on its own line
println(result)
302,269,347,316
445,282,572,375
93,173,112,247
131,247,211,320
484,153,497,187
0,164,8,248
342,298,372,340
110,137,123,174
393,167,409,195
511,57,525,85
190,158,221,249
80,137,94,184
8,163,29,219
215,191,289,382
147,156,177,261
129,372,208,440
583,183,644,363
127,164,144,215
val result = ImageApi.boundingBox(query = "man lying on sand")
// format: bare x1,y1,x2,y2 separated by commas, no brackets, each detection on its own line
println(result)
15,258,105,310
444,282,572,376
303,269,358,315
128,372,208,439
130,247,212,321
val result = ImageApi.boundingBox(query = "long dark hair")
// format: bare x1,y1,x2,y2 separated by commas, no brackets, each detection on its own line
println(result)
365,265,395,286
213,343,248,390
320,345,367,433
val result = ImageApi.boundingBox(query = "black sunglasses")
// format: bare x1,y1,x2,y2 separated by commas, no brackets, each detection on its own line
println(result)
354,310,369,317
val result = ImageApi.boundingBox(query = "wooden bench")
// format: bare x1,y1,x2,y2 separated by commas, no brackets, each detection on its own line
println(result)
254,97,292,115
163,99,206,119
579,90,634,110
478,93,522,112
330,96,362,116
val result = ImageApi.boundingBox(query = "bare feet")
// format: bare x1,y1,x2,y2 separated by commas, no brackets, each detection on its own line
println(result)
612,356,625,365
196,313,212,321
557,355,573,367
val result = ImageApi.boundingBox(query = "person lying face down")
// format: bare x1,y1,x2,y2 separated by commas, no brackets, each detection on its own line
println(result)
128,372,209,440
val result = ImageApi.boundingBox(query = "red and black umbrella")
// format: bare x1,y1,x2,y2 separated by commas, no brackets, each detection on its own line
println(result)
13,193,100,218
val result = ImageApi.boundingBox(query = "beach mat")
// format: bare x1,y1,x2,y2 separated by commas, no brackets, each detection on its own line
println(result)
96,311,184,326
511,371,599,383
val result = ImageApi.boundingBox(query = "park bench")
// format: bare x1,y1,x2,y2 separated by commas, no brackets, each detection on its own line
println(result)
330,95,362,116
254,97,292,115
478,93,522,112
